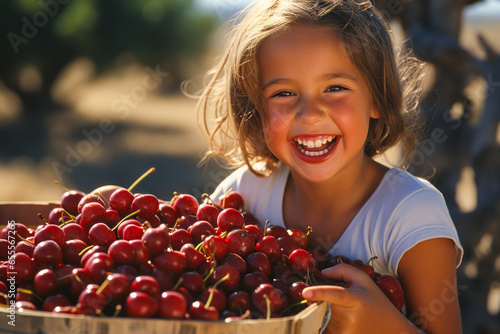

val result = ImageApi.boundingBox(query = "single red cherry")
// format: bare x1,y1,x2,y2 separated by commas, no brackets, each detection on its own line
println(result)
227,290,251,314
246,252,272,277
220,191,244,211
77,194,106,213
265,225,288,239
200,288,227,312
130,275,161,297
202,235,229,260
252,283,286,314
219,253,247,277
131,194,159,220
351,259,375,278
80,202,107,232
179,271,204,295
141,224,170,256
88,223,116,247
180,243,206,270
158,291,187,319
244,224,264,243
33,240,63,268
153,250,187,275
169,229,192,251
196,203,219,228
126,291,159,318
34,224,65,248
217,208,244,232
109,188,135,215
187,221,215,244
62,223,89,244
189,300,218,320
255,235,281,263
171,193,199,216
108,240,136,265
60,190,85,216
374,275,405,311
226,229,255,258
288,248,317,275
157,203,180,227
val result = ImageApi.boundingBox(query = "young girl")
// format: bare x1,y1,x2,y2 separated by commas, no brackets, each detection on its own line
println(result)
199,1,463,333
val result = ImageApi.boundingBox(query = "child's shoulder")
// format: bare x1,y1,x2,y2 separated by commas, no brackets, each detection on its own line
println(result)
381,167,442,199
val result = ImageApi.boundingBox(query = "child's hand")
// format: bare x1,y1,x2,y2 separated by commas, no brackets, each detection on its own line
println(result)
302,263,416,334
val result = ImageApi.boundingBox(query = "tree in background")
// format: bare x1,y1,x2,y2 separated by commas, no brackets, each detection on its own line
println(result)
1,0,217,112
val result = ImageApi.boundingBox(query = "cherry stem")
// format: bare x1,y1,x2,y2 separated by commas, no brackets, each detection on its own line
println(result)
280,299,308,316
111,209,141,232
113,304,122,317
172,277,184,291
171,218,181,231
220,188,233,209
74,274,84,285
38,213,50,224
367,256,378,267
78,245,96,256
306,226,313,236
170,192,179,205
17,288,43,303
54,180,70,192
205,273,230,309
264,294,271,321
194,240,204,252
127,167,155,192
56,274,72,281
16,233,33,245
96,278,110,296
202,261,216,283
61,209,76,221
264,220,270,236
201,193,215,205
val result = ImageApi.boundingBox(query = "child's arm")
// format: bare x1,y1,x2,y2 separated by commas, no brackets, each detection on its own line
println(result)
397,237,462,334
303,237,461,334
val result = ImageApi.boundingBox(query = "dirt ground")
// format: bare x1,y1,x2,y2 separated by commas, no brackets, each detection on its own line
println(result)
0,61,231,203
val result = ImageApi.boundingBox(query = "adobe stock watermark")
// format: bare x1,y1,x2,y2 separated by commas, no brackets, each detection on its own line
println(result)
51,64,169,181
6,220,17,327
7,0,72,54
401,279,467,333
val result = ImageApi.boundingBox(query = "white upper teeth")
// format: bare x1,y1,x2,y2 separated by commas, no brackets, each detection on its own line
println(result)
295,136,334,149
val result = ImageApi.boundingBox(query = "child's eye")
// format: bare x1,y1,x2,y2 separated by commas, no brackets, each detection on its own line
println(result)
326,85,346,92
272,90,295,98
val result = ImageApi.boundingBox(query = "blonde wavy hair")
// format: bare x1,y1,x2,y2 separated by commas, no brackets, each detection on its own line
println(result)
194,0,424,176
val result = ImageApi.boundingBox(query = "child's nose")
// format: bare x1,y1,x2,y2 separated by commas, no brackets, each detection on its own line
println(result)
295,97,326,124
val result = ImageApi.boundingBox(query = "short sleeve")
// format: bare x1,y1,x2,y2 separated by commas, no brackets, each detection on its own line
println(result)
386,188,464,275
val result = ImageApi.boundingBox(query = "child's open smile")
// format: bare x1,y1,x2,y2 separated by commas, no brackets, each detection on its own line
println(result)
258,24,379,183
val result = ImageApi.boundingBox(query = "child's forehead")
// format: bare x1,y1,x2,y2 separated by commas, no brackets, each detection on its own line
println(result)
259,23,346,57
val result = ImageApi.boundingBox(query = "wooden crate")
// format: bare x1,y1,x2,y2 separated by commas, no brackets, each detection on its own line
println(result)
0,302,327,334
0,203,328,333
0,202,59,228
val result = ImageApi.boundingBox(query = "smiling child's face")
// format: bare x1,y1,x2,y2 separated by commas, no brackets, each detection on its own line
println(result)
258,24,379,183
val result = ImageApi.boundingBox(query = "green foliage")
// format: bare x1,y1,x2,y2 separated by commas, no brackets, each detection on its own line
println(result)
1,0,217,101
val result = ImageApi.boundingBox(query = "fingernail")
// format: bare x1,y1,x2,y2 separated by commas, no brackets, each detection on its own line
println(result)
302,289,313,299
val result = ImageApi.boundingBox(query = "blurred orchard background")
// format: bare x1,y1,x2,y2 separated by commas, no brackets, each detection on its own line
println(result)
0,0,499,333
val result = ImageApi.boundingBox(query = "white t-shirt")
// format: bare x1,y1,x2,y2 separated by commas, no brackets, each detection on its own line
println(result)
211,163,463,277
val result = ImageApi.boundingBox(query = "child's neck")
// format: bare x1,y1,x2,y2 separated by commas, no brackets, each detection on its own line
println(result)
283,158,388,251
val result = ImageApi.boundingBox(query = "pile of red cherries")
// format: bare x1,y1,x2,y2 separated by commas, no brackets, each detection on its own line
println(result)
0,168,404,320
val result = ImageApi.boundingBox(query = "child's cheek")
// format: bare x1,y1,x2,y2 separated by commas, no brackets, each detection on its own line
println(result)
265,106,292,140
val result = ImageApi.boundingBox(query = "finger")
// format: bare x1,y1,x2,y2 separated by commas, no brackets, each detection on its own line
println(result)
321,263,373,287
302,285,355,308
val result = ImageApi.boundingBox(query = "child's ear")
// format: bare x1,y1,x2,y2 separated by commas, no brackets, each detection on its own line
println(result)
370,106,380,119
